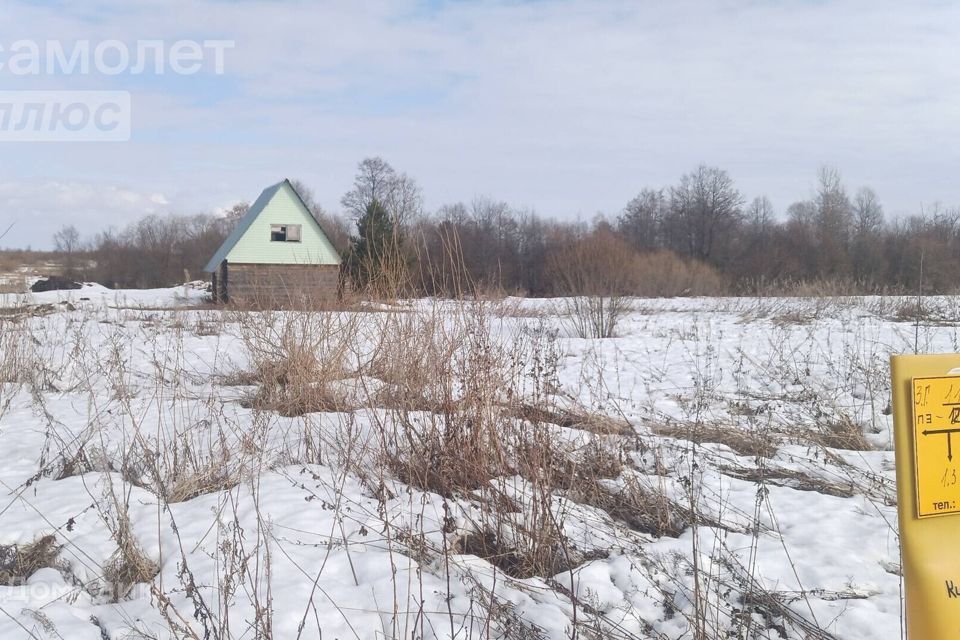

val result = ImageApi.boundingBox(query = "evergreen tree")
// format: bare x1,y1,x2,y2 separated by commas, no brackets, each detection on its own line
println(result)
347,199,403,293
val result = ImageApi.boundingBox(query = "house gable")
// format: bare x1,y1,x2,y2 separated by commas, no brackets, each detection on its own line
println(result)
204,180,341,272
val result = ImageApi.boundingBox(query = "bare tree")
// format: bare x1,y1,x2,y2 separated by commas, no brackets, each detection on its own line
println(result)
90,214,229,288
53,224,80,253
53,224,81,278
734,196,776,284
618,188,667,252
289,179,324,217
747,196,775,230
851,186,886,285
341,157,422,226
853,186,884,236
341,157,394,218
665,165,744,262
223,202,250,223
813,166,854,277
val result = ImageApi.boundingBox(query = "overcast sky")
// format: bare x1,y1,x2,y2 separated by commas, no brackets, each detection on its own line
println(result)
1,0,958,248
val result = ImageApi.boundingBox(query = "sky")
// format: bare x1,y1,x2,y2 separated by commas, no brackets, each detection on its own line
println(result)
0,0,958,249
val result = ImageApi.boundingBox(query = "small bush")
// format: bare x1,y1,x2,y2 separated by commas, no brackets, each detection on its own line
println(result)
633,250,727,297
105,516,159,601
549,233,727,338
232,308,357,416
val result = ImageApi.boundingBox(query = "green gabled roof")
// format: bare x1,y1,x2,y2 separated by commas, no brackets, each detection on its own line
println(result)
203,179,337,272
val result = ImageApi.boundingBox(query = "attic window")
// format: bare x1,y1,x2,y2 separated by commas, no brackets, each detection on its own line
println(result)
270,224,301,242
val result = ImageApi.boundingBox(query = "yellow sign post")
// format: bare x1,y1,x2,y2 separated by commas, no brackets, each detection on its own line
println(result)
892,354,960,638
912,375,960,518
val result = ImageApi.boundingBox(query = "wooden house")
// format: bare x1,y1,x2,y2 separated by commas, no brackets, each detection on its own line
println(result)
204,179,342,304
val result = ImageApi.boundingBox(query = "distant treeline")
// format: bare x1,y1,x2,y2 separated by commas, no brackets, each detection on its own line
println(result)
49,159,960,296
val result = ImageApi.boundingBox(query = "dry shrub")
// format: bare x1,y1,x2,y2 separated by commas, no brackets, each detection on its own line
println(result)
373,302,586,577
487,296,547,320
388,411,510,497
550,231,727,300
633,250,727,297
387,358,515,496
885,297,960,325
893,300,928,323
166,465,238,504
233,308,357,416
772,309,817,326
392,431,585,577
192,315,222,336
513,431,688,543
560,296,632,339
50,445,115,480
460,505,582,581
536,438,689,538
453,530,529,576
366,306,454,409
764,296,856,326
383,307,516,495
0,314,43,386
549,233,726,338
804,418,872,451
0,535,60,585
500,426,586,577
549,229,638,338
105,515,159,601
575,475,689,538
120,413,252,503
649,422,777,458
514,434,624,493
452,525,579,579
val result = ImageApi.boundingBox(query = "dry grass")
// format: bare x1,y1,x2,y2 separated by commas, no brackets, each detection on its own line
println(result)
0,535,61,585
231,307,359,416
1,291,888,639
573,475,689,538
0,250,67,294
514,402,632,435
374,303,520,496
452,527,582,579
219,369,260,387
648,422,778,458
104,515,160,601
882,297,960,325
514,437,689,539
387,411,510,497
803,418,872,451
166,468,239,503
720,466,856,499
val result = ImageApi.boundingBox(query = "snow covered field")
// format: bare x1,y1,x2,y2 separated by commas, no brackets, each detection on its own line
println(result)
0,288,948,639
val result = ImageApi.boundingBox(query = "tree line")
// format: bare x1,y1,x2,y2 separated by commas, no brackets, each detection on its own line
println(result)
51,158,960,295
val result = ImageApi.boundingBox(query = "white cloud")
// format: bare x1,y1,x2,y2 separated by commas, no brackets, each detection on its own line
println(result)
0,181,173,248
1,0,959,246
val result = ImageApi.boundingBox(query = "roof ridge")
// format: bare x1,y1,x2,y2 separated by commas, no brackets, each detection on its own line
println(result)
203,179,339,272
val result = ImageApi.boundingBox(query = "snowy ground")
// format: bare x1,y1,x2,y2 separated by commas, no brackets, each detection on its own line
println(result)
0,288,947,639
